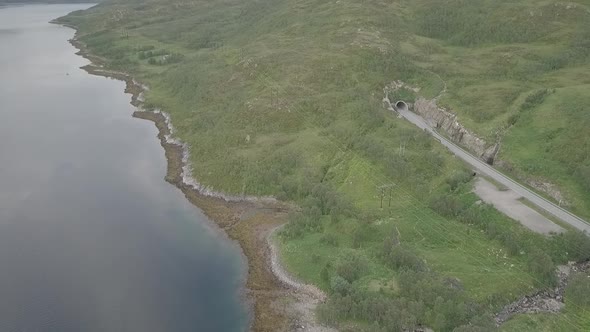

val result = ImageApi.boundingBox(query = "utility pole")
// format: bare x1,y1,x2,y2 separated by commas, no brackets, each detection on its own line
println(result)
399,141,406,157
378,183,396,209
388,185,393,207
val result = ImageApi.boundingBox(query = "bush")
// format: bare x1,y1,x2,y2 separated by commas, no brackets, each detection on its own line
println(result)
458,206,486,226
521,89,549,110
320,233,339,247
321,263,331,283
446,170,473,191
303,183,355,218
164,53,184,64
497,232,520,256
281,212,322,239
352,225,374,248
429,194,465,218
527,249,557,287
383,244,426,272
336,253,369,283
330,275,352,295
506,113,520,126
136,45,155,52
566,231,590,261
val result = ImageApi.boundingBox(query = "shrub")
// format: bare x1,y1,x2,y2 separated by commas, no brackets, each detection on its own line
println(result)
330,275,352,295
429,194,465,218
321,263,331,283
445,170,473,191
320,233,339,247
558,230,590,262
521,89,549,110
527,249,557,287
336,253,369,283
281,212,322,239
383,244,426,272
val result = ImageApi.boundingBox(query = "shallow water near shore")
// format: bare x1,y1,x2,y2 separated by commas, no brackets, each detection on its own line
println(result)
0,4,248,331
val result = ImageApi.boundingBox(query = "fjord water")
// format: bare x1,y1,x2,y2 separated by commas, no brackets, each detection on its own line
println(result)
0,4,247,331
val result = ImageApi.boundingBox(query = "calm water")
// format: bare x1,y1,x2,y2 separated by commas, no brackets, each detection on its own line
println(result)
0,4,248,331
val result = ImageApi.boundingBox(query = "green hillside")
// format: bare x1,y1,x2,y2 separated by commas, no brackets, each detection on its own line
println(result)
57,0,590,330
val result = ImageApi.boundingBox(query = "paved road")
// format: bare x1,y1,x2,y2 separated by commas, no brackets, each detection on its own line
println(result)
474,178,564,234
395,106,590,234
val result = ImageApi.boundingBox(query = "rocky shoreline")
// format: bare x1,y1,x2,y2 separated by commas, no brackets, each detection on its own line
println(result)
60,26,331,332
268,225,336,332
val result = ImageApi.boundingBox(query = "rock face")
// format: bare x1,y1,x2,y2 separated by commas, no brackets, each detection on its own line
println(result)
387,81,569,205
528,179,570,207
413,98,500,165
494,260,590,326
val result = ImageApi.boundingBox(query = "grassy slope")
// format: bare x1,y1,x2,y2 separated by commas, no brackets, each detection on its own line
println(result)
57,0,590,330
502,307,590,332
65,0,590,218
405,0,590,218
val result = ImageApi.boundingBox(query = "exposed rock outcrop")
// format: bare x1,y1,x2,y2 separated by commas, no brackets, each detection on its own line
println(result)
413,98,500,165
494,260,590,326
496,160,571,206
386,80,571,213
383,80,500,165
528,179,570,207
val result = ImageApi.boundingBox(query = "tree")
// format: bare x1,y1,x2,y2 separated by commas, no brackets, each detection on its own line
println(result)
383,244,426,272
527,249,557,287
563,230,590,261
330,275,352,295
336,253,369,282
382,228,400,258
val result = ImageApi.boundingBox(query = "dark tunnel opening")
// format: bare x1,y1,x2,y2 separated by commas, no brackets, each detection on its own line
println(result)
395,101,408,112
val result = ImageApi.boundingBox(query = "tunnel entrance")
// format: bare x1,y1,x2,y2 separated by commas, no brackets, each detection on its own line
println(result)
395,101,408,112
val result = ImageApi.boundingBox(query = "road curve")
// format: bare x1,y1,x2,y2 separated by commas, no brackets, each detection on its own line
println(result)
394,105,590,234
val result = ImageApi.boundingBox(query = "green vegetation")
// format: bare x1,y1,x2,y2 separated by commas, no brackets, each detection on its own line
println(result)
57,0,590,330
501,87,590,216
502,271,590,332
566,272,590,307
502,309,590,332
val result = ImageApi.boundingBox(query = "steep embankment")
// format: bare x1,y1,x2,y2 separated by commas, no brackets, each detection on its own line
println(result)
413,97,500,164
385,80,501,164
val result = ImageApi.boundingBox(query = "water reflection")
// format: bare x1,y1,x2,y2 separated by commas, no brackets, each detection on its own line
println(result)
0,4,247,332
